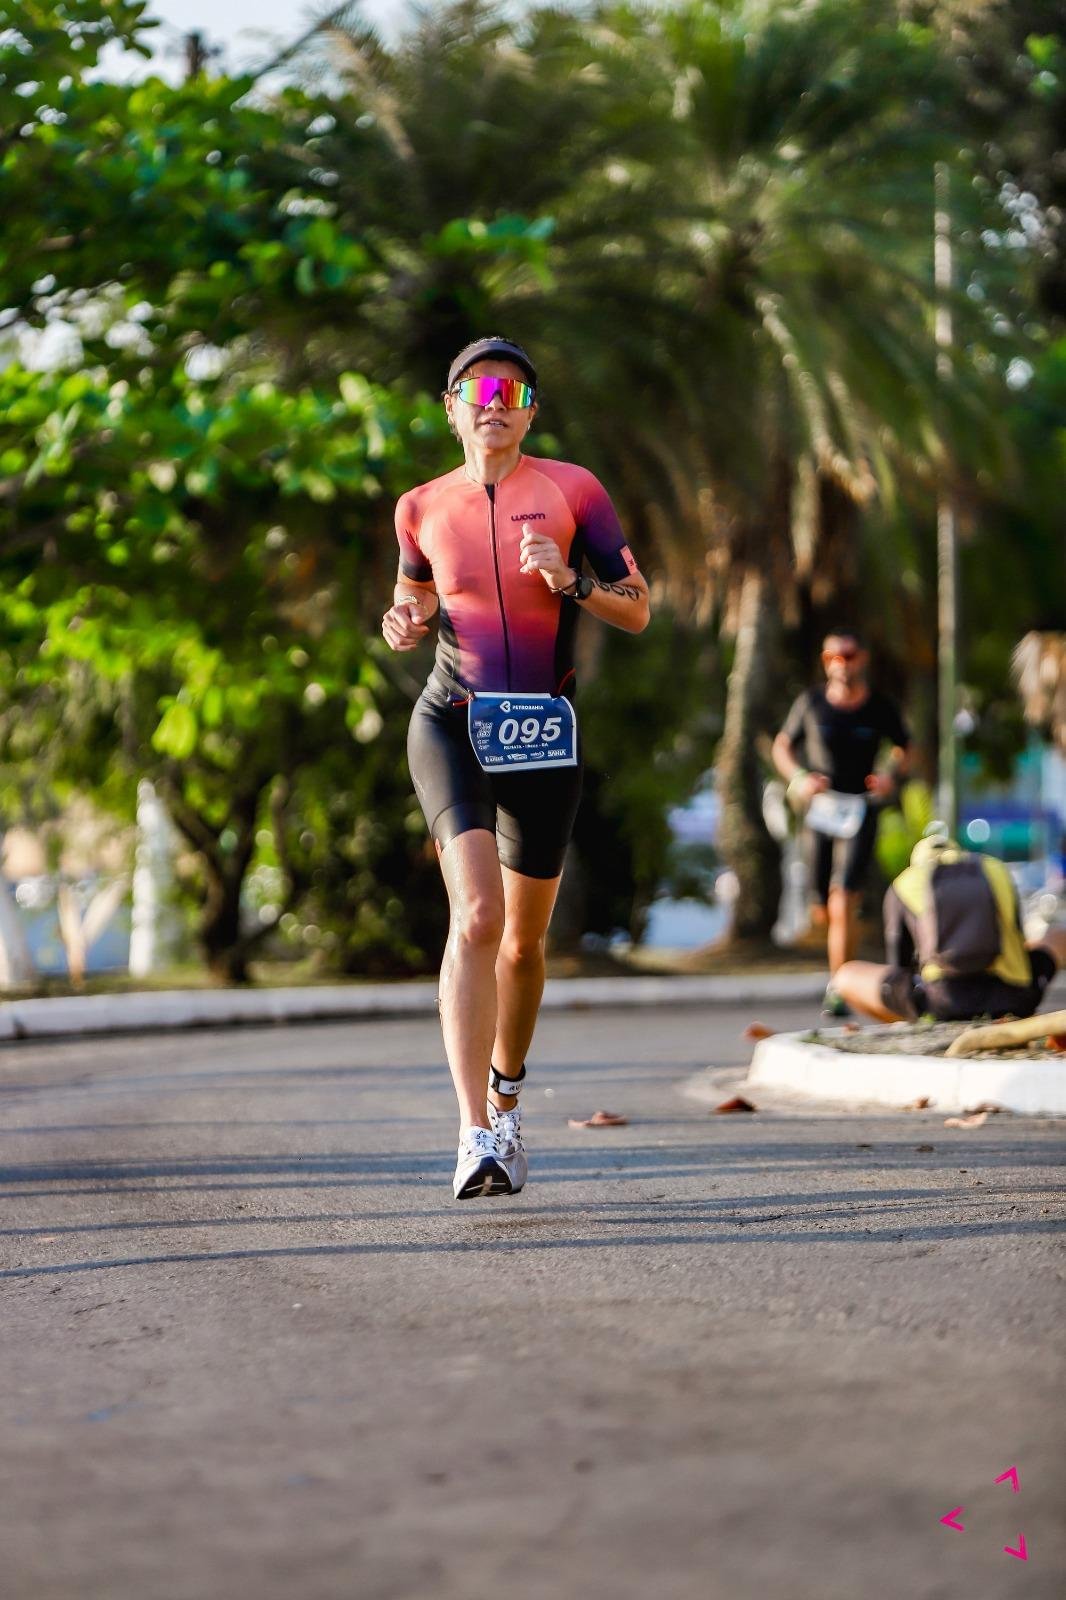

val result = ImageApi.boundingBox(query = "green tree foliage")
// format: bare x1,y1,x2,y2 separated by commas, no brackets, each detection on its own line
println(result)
286,5,934,940
0,3,459,979
574,611,723,943
301,0,1035,940
3,0,1060,982
918,0,1066,317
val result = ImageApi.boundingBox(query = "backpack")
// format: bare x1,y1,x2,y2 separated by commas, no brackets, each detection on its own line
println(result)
894,845,1030,986
917,856,1001,977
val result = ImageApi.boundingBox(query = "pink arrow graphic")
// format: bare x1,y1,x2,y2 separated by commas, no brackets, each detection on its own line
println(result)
939,1507,965,1531
1004,1533,1028,1562
995,1465,1020,1494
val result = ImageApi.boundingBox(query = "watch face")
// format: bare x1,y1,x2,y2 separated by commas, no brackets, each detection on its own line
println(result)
577,575,593,600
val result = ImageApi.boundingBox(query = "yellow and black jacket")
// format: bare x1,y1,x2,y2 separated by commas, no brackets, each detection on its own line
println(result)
884,841,1031,988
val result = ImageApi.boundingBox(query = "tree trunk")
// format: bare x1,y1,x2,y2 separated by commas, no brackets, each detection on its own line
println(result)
129,780,181,976
0,866,34,988
201,862,251,985
161,774,263,987
716,566,782,941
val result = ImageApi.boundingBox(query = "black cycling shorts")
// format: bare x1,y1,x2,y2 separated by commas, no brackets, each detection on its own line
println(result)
407,690,583,880
881,946,1058,1022
807,805,880,904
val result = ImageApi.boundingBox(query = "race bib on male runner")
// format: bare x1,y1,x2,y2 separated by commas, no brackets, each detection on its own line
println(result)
806,790,867,839
467,693,578,772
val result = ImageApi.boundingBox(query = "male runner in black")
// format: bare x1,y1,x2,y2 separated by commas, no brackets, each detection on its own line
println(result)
772,627,910,980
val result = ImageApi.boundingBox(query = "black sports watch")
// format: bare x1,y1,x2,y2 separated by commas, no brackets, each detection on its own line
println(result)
562,572,593,602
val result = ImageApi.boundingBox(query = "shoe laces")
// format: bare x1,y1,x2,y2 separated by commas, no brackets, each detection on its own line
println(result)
462,1126,498,1158
491,1104,523,1155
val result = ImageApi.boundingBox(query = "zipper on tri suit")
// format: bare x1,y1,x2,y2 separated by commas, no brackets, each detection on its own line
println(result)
485,482,512,690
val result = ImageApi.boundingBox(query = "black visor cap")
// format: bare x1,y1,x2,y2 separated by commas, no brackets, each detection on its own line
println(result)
447,338,537,392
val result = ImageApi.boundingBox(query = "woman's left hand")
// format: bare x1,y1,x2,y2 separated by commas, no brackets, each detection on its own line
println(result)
519,524,573,592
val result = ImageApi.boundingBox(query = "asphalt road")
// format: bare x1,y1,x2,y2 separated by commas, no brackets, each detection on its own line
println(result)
2,999,1064,1600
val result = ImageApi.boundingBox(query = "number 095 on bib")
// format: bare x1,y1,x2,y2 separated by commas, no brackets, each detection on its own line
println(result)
467,693,578,772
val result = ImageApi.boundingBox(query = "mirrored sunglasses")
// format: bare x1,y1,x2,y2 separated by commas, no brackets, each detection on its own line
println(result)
451,375,535,409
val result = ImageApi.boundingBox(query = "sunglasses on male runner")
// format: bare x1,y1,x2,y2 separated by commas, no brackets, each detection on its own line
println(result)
450,375,535,409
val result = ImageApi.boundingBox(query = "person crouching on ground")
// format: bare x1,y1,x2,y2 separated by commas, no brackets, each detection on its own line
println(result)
833,832,1065,1023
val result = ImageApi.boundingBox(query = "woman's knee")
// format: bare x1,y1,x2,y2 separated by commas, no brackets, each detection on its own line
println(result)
452,893,505,950
498,929,547,971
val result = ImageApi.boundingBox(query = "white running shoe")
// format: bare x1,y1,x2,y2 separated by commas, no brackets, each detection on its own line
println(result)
453,1126,511,1200
489,1101,528,1194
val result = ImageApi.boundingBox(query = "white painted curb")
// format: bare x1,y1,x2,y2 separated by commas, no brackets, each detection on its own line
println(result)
747,1029,1066,1116
0,972,827,1043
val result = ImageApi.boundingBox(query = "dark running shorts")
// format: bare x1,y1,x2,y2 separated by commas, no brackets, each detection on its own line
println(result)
881,946,1058,1023
407,690,583,880
806,805,880,904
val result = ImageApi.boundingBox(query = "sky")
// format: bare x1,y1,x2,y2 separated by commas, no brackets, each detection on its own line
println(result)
100,0,410,82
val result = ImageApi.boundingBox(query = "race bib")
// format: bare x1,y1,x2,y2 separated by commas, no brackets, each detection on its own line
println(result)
467,693,578,772
806,790,868,839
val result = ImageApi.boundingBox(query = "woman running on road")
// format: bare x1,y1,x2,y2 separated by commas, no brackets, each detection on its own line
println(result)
381,336,650,1199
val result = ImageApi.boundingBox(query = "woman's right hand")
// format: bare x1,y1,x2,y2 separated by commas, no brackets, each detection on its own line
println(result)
381,597,431,652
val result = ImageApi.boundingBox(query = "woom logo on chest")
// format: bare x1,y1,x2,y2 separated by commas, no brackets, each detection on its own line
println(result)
511,511,546,521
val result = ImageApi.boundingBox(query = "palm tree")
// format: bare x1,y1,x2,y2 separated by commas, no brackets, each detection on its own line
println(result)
283,1,642,392
289,1,1028,940
514,1,1024,937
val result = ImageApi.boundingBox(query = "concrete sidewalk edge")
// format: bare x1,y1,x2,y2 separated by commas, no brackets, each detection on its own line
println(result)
0,971,828,1043
741,1029,1066,1116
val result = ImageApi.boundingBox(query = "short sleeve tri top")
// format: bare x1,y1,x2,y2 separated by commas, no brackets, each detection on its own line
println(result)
780,687,910,794
394,454,638,699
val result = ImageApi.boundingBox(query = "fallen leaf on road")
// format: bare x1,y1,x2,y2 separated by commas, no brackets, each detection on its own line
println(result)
714,1095,757,1114
944,1112,989,1128
856,1142,873,1149
743,1022,774,1040
567,1110,629,1128
915,1143,935,1152
962,1102,1004,1115
903,1096,932,1111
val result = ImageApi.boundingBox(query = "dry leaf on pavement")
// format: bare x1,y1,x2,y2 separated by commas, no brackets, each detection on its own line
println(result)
743,1022,774,1040
944,1112,989,1129
567,1110,629,1128
715,1095,757,1114
903,1096,932,1111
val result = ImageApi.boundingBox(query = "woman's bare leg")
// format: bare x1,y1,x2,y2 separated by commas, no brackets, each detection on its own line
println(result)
490,866,563,1111
438,830,506,1133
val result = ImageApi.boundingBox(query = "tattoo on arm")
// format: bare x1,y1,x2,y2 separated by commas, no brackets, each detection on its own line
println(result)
591,577,641,600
